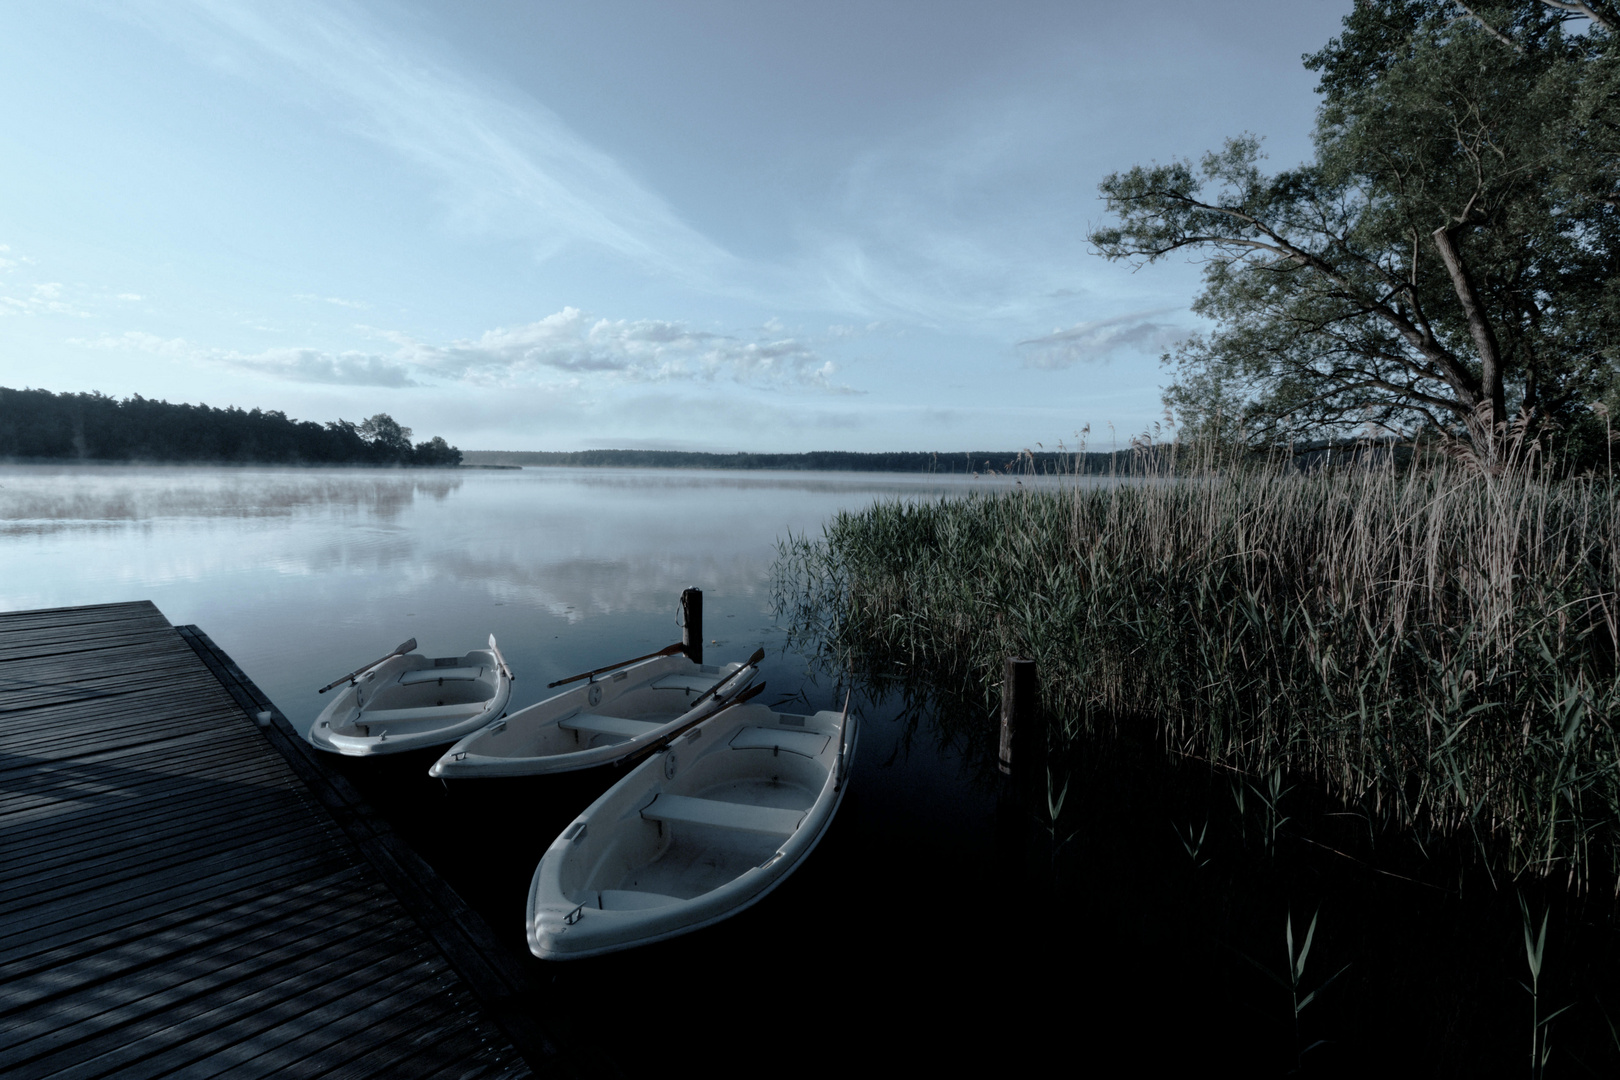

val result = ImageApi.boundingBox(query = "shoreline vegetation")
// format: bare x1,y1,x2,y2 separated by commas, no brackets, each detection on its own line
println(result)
773,445,1620,1067
776,446,1620,891
0,387,461,467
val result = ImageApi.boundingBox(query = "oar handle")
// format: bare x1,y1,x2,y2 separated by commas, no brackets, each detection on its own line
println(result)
318,638,416,694
488,634,513,682
834,688,853,791
686,647,766,710
546,642,684,688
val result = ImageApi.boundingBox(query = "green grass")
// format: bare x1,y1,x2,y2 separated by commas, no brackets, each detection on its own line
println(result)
774,450,1620,891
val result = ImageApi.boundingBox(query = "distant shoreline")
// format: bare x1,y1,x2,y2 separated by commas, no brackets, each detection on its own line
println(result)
460,449,1118,474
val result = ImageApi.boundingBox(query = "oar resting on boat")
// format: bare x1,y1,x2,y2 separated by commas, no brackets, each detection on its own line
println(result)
428,647,765,779
526,692,858,960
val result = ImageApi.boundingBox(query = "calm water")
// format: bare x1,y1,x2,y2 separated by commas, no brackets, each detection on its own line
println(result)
2,463,1066,1071
3,463,1550,1073
0,463,1041,729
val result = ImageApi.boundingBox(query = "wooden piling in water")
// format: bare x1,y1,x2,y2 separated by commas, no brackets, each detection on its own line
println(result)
681,587,703,665
998,655,1039,780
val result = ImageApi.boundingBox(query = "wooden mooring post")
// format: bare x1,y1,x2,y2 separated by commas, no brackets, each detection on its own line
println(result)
996,655,1046,883
681,587,703,665
998,655,1039,782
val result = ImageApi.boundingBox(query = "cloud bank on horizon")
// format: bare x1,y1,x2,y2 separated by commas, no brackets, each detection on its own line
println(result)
0,0,1349,451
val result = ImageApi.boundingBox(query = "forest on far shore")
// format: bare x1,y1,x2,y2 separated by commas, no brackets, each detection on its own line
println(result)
461,448,1122,474
0,387,461,466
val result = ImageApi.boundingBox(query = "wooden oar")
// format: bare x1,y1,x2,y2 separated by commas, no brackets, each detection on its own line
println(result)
488,634,514,682
686,647,766,710
834,688,853,791
627,681,767,767
546,642,686,689
318,638,416,694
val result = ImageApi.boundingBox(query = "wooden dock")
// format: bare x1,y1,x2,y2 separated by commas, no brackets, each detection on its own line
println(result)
0,601,565,1079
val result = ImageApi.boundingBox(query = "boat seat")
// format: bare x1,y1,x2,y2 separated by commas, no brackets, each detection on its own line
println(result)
639,793,804,837
558,713,665,739
598,889,680,911
399,666,484,685
728,727,830,758
358,702,487,725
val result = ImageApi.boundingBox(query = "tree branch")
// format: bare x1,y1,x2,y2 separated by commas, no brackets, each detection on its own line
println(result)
1454,5,1525,52
1540,0,1619,32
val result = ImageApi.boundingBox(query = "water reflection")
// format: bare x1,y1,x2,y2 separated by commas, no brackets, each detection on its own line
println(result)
0,464,1042,731
0,464,462,534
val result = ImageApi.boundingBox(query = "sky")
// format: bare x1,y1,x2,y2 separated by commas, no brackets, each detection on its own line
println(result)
0,0,1353,453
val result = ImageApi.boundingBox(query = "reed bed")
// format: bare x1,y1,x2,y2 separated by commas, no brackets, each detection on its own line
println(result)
774,453,1620,890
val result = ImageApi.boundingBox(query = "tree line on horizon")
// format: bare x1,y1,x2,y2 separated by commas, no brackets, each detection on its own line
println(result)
464,447,1166,474
0,387,462,466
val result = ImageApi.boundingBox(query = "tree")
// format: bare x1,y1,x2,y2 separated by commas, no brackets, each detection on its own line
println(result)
358,413,413,462
1090,1,1620,463
412,435,462,467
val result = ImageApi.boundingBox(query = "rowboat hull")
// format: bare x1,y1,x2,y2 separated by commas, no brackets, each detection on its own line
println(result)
307,641,512,756
428,653,757,779
526,700,856,960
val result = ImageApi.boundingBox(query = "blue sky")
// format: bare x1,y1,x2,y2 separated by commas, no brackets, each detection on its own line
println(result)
0,1,1350,452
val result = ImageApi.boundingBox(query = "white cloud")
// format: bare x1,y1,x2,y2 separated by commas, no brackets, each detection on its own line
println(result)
1,282,90,318
0,243,37,272
827,322,883,339
397,307,847,390
68,306,844,391
225,347,415,387
69,331,195,357
1017,309,1186,369
69,330,414,387
295,293,369,310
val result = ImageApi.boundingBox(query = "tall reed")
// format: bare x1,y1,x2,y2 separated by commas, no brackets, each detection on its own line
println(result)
774,450,1620,889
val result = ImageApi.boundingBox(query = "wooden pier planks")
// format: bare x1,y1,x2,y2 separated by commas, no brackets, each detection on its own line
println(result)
0,602,547,1079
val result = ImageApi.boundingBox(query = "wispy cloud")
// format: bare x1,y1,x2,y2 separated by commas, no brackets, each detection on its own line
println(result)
69,331,194,357
295,293,369,310
137,0,736,286
70,331,416,387
1017,309,1185,369
1,282,90,318
227,347,415,387
0,243,37,272
399,307,846,390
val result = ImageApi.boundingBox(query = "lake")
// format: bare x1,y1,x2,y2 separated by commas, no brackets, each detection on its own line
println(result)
0,463,1049,723
5,462,1574,1074
0,462,1083,1073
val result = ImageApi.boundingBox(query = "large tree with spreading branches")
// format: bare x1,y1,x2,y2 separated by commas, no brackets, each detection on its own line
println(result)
1091,0,1620,462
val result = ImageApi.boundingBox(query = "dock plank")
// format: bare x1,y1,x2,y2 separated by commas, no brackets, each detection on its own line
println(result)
0,602,544,1079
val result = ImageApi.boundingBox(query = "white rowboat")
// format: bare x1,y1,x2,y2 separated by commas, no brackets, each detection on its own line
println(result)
428,650,760,779
526,697,857,960
307,635,513,756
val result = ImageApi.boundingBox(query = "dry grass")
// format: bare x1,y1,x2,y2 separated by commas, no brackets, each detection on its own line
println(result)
774,450,1620,890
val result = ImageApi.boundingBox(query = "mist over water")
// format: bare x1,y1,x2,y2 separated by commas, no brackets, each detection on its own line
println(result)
0,464,1045,730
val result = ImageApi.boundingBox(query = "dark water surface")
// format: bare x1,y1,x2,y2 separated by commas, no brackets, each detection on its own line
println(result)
11,464,1592,1075
0,464,1113,1074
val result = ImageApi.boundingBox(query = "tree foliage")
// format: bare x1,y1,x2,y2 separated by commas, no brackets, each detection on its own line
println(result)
0,388,462,467
1090,1,1620,462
